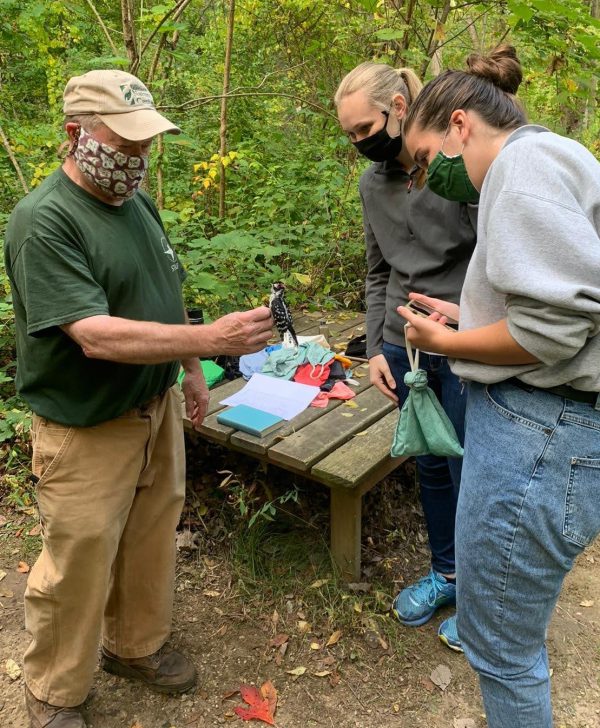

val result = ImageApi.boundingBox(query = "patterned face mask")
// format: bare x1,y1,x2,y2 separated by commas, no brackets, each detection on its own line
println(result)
72,127,148,200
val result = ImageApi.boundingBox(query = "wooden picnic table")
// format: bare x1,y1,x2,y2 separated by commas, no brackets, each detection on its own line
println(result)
191,311,407,581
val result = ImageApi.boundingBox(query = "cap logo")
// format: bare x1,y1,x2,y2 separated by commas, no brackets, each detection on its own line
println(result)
119,81,154,108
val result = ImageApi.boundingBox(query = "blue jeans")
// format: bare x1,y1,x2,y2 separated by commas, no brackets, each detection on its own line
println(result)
382,342,466,574
457,381,600,728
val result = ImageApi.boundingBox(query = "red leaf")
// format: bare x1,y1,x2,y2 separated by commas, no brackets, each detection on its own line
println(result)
260,680,277,715
234,682,276,725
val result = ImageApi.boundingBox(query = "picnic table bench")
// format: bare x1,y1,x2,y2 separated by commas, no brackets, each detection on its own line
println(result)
189,311,407,581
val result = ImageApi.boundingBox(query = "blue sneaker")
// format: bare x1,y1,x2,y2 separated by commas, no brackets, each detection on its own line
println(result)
392,569,456,626
438,614,463,653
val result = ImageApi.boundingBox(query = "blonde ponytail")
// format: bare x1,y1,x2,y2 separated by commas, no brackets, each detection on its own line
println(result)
335,62,423,111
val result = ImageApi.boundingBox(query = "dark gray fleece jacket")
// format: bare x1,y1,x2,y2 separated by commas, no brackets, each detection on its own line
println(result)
360,160,477,358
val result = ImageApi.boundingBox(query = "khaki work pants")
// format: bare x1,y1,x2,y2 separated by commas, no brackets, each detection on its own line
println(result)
24,386,186,706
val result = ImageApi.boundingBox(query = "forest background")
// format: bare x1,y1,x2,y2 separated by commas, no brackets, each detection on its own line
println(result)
0,0,599,474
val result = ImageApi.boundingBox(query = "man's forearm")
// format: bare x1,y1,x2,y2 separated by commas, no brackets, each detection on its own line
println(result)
62,315,222,364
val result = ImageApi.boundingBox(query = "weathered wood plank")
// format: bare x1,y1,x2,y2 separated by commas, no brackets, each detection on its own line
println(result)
206,377,245,415
229,363,371,454
196,411,234,442
268,386,394,472
311,409,406,488
330,488,362,582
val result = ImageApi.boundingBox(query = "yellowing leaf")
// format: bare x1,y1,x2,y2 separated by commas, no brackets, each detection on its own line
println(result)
297,620,311,634
343,400,358,408
310,579,329,589
565,78,577,93
579,599,594,607
310,642,321,650
292,272,312,286
5,659,21,680
340,412,354,418
326,630,342,647
286,666,306,677
313,670,332,677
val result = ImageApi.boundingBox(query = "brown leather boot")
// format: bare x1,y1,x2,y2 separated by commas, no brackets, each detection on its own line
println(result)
100,644,197,694
25,685,87,728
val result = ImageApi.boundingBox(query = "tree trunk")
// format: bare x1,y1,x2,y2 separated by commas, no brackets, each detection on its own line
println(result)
219,0,235,219
0,123,29,194
420,0,451,78
121,0,138,70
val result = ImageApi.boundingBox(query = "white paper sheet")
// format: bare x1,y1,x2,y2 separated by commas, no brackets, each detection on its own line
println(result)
219,373,319,420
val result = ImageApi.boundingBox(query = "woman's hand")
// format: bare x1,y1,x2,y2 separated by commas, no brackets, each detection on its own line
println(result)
368,354,398,403
407,292,460,325
397,305,455,356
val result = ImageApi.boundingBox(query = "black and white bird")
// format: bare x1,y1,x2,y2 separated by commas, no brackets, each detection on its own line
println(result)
269,281,298,348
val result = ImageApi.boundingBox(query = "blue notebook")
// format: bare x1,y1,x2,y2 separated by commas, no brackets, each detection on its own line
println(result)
216,404,285,437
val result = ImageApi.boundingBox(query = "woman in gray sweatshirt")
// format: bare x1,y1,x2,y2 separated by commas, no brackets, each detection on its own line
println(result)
401,45,600,728
335,63,477,651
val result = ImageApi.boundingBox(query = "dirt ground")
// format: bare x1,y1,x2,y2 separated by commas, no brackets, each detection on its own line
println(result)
1,458,599,728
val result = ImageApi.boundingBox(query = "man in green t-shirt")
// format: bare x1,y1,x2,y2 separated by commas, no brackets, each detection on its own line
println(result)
4,70,273,728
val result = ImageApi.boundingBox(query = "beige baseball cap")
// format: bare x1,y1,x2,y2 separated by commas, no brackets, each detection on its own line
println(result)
63,69,181,141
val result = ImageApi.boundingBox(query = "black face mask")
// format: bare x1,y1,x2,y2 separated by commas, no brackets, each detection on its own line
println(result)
352,111,403,162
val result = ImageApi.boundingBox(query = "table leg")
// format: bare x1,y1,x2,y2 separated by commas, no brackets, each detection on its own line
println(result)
330,488,362,582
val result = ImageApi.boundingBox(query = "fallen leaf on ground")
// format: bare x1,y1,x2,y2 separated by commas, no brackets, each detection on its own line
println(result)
340,412,354,417
430,664,452,691
269,633,289,648
420,677,436,693
28,524,42,537
313,670,332,677
203,590,220,597
130,722,144,728
0,515,8,527
326,630,343,647
296,620,311,634
579,599,594,607
260,680,277,715
309,579,328,589
234,682,276,725
0,589,14,598
0,570,6,582
286,666,306,678
453,719,476,728
343,400,358,408
310,641,321,650
6,659,21,680
17,561,30,573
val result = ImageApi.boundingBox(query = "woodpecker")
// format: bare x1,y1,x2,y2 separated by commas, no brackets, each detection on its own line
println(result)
269,281,298,347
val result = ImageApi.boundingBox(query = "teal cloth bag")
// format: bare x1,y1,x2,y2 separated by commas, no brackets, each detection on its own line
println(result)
391,330,464,458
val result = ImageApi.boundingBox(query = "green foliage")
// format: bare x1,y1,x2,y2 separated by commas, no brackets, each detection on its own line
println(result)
0,0,598,464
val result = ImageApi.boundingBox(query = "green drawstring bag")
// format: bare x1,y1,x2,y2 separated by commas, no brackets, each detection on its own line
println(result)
391,328,464,458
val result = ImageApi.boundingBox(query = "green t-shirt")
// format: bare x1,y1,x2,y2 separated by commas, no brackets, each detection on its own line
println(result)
4,168,186,426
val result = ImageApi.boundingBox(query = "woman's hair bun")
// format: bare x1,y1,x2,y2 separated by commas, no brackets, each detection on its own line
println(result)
466,44,523,95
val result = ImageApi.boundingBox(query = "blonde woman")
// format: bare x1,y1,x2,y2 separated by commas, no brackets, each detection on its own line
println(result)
335,63,478,650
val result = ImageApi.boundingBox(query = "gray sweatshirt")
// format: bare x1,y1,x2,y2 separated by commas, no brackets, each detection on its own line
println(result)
453,125,600,391
360,160,477,358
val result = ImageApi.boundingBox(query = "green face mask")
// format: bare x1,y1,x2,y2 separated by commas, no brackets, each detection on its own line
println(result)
426,130,479,203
